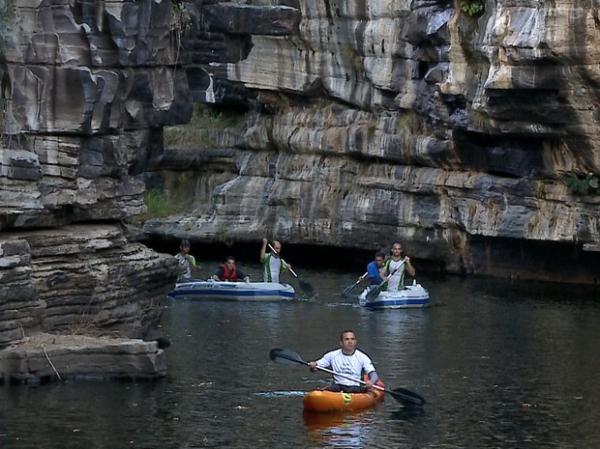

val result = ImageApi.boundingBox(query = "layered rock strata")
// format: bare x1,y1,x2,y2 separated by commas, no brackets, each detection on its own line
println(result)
144,1,600,284
1,0,183,380
0,224,176,381
1,0,599,390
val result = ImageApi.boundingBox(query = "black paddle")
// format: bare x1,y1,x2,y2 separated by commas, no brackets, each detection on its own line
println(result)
365,260,406,302
267,243,315,297
269,348,425,407
341,272,368,298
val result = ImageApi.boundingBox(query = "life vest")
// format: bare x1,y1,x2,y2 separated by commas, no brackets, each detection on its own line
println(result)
219,263,239,281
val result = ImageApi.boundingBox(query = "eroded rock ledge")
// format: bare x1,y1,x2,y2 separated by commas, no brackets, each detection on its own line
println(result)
0,224,177,351
0,334,165,384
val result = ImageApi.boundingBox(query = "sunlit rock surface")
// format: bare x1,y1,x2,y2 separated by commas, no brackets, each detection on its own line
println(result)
144,0,599,284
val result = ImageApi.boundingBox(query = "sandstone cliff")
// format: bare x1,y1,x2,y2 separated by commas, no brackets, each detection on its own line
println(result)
142,0,600,285
1,0,599,383
0,0,183,382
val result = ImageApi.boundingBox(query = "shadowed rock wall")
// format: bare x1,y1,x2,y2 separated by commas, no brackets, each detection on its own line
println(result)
0,0,183,377
143,0,600,284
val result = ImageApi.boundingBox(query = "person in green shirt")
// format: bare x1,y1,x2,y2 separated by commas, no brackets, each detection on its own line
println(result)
259,238,290,283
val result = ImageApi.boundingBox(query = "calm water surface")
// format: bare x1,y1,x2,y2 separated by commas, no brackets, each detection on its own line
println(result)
1,263,599,449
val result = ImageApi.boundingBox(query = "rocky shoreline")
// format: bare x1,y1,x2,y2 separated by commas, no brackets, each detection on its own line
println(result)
0,334,166,384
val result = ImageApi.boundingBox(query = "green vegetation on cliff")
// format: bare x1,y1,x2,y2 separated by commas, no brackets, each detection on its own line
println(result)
564,173,599,196
143,189,180,218
163,104,244,149
459,0,484,17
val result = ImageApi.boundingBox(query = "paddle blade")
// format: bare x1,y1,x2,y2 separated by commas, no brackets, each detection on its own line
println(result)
269,348,308,366
388,387,426,407
341,283,356,298
298,279,315,297
365,285,383,302
343,273,368,298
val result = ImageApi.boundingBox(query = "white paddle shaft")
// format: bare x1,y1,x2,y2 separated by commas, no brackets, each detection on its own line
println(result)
267,242,299,278
313,365,384,392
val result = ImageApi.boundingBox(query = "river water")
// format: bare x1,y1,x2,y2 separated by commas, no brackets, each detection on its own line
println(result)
1,263,599,449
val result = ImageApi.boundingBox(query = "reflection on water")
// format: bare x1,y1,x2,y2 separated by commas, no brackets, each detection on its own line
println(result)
303,410,377,448
0,264,599,448
255,391,306,398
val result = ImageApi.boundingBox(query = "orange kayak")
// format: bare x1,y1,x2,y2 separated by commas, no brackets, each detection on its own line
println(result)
303,388,385,412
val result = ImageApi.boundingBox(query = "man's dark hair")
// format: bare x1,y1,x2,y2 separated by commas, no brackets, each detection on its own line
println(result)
339,330,355,341
374,251,386,259
180,239,191,248
225,256,235,263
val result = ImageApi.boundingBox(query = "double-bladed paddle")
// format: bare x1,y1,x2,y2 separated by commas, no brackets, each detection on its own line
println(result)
269,348,426,407
341,272,368,298
364,260,406,302
267,243,315,297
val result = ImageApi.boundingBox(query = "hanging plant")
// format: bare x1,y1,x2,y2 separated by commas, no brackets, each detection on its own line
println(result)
564,173,599,196
171,0,192,65
459,0,485,17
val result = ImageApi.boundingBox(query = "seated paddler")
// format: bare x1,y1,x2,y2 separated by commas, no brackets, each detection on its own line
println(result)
212,256,250,282
307,330,380,393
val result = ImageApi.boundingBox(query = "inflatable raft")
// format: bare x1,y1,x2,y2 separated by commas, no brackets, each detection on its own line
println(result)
358,282,429,309
168,280,295,301
303,388,385,413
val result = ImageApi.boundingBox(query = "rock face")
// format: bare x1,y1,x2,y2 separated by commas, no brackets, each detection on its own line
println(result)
0,0,182,380
1,1,599,383
143,0,600,284
0,225,175,343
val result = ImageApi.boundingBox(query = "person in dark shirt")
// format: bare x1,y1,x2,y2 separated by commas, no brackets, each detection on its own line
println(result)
365,251,386,285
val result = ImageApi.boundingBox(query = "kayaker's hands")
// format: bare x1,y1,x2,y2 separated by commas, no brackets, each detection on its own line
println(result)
364,379,373,389
308,361,317,372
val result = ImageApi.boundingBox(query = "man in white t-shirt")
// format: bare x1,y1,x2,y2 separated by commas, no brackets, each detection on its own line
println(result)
384,242,415,292
308,330,380,393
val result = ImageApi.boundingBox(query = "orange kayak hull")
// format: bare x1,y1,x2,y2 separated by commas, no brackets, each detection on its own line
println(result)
303,389,384,413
